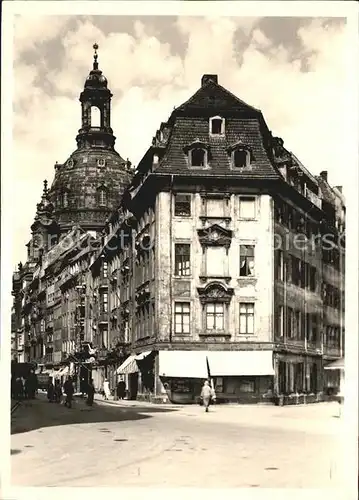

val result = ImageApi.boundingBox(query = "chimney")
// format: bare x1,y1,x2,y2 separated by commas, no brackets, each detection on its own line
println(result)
320,170,328,181
335,186,343,193
201,74,218,86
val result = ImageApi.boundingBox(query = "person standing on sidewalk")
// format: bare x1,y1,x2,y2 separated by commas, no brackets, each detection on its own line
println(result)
103,379,111,400
200,380,216,413
54,379,63,404
86,379,95,406
64,376,74,408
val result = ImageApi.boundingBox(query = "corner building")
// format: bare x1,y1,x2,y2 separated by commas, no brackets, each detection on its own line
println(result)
104,74,344,404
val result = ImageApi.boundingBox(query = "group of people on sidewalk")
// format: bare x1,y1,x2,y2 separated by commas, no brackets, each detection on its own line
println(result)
47,376,96,408
11,370,38,400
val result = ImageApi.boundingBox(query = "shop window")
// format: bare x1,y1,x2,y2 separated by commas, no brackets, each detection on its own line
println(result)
206,303,224,331
239,303,254,334
175,244,191,276
174,194,191,217
239,245,255,277
174,302,190,334
239,196,256,219
239,380,255,393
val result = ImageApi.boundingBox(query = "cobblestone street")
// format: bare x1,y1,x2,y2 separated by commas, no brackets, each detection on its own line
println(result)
11,395,344,488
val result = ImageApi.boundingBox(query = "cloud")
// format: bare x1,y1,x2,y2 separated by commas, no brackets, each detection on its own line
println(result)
12,16,349,265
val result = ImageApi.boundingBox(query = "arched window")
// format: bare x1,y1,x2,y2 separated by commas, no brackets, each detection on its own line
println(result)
209,116,225,136
91,106,101,127
191,148,205,167
233,149,249,168
98,188,107,206
63,192,69,208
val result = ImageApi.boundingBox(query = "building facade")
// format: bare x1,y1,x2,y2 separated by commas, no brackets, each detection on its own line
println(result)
12,66,345,405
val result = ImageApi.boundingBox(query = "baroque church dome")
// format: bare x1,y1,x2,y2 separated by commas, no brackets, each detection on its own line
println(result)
49,44,132,234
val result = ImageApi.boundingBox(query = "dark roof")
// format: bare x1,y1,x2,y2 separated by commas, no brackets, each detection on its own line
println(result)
174,79,261,117
155,116,279,180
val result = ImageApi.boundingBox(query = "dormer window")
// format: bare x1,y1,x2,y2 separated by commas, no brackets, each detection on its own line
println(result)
227,140,252,169
67,159,74,168
209,116,225,136
234,149,249,168
191,148,205,167
97,158,106,168
184,139,209,168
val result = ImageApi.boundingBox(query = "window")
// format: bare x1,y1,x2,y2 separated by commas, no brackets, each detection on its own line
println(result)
239,197,256,219
234,149,249,168
63,192,68,208
206,303,224,331
103,261,108,279
239,380,255,393
101,292,108,313
239,245,255,277
99,188,107,206
175,244,191,276
174,302,190,334
275,250,284,281
91,106,101,127
286,307,293,338
206,198,225,217
191,148,206,167
239,303,254,334
210,117,224,135
206,246,226,276
97,158,106,168
277,305,284,337
174,194,191,217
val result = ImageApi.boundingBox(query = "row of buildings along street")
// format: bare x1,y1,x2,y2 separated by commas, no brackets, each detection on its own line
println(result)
11,44,345,406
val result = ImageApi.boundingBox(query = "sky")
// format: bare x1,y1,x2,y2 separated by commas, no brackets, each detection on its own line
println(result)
12,14,350,266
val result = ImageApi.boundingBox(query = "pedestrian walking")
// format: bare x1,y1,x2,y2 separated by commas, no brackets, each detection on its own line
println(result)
15,377,24,400
116,379,126,400
103,379,111,400
54,379,62,404
86,379,95,406
200,380,216,413
47,380,55,403
63,376,74,408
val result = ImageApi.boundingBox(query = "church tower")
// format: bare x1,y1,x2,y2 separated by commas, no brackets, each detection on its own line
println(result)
49,44,132,235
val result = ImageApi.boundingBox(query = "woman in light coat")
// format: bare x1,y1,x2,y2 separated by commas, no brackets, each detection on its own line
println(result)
103,379,111,400
200,380,216,412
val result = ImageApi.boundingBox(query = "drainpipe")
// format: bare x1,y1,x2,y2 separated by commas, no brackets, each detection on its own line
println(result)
169,175,174,344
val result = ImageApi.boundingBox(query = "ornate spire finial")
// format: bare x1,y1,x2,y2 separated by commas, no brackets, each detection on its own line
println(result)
43,179,48,194
93,43,99,70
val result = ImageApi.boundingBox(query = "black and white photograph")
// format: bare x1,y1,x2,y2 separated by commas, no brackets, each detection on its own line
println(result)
1,1,358,499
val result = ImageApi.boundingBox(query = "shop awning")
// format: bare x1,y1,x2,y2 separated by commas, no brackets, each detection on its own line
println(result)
159,351,209,379
207,350,274,376
116,355,139,375
135,351,152,361
324,358,344,371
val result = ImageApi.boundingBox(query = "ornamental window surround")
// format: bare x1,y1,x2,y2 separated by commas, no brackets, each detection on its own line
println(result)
184,139,209,168
227,140,253,169
209,116,225,136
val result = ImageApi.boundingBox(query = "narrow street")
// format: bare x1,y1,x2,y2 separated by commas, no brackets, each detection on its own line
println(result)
11,395,343,488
